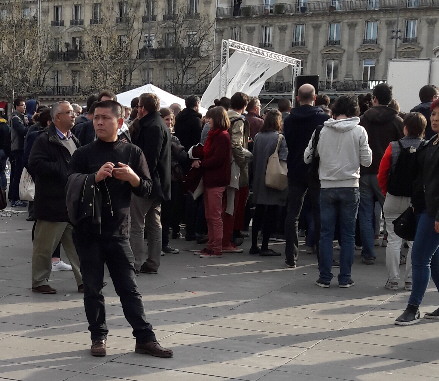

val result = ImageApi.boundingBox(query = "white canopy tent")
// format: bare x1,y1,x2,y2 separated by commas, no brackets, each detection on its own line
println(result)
116,84,207,115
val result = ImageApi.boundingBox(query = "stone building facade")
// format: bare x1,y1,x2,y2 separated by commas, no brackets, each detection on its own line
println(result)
216,0,439,95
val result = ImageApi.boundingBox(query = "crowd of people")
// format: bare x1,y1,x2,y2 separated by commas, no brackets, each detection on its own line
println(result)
0,81,438,355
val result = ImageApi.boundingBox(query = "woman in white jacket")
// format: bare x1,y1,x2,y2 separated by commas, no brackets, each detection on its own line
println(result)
304,95,372,288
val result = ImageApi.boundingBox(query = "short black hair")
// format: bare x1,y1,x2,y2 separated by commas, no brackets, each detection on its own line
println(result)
277,98,291,112
315,94,330,107
331,95,360,118
419,85,438,103
98,90,116,101
86,94,98,111
404,112,427,138
230,92,249,110
185,95,200,109
14,97,25,108
373,83,392,106
94,100,123,118
130,97,139,108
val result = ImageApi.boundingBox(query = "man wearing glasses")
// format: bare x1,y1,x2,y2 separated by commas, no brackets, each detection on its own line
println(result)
28,101,82,294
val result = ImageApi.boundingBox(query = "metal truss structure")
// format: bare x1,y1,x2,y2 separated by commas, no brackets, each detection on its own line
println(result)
220,39,302,99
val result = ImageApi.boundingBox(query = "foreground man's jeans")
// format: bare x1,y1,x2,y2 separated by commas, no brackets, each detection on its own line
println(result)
319,187,360,284
408,213,439,307
74,232,156,343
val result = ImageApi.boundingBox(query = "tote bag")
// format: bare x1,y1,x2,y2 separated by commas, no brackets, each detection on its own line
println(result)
265,134,288,191
19,168,35,201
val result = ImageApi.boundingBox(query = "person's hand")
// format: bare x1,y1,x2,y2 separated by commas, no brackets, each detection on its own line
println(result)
112,162,140,187
191,160,201,168
95,162,114,182
435,221,439,234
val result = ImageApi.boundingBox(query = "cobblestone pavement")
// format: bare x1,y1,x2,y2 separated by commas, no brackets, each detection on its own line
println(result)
1,207,439,380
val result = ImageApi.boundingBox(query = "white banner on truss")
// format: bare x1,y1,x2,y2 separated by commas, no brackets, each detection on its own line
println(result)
201,51,289,109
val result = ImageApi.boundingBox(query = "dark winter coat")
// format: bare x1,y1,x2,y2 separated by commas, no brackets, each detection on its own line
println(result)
132,111,171,201
360,105,403,175
411,102,434,139
174,107,202,151
28,124,80,222
283,105,330,183
10,111,28,152
0,118,11,159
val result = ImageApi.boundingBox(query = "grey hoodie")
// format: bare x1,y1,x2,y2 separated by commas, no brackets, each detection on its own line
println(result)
304,117,372,188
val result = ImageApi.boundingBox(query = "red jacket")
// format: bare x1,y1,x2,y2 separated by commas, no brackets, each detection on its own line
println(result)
201,130,231,188
377,144,392,195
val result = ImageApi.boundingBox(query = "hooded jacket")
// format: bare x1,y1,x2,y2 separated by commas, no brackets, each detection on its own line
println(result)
283,105,330,182
304,117,372,188
173,107,202,151
411,102,433,139
359,105,403,175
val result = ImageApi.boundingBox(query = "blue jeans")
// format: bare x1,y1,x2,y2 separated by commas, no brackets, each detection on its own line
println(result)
319,187,360,284
358,174,385,260
408,213,439,306
0,149,7,190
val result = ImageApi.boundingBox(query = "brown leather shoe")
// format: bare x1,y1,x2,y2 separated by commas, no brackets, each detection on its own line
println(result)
135,341,173,358
32,285,57,294
91,340,106,357
139,263,158,274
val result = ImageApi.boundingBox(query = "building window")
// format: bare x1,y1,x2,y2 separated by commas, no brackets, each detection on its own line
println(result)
362,59,376,82
326,59,339,84
142,68,154,83
330,0,341,10
165,68,175,82
118,35,127,49
292,24,305,46
263,0,274,13
188,0,198,14
144,34,155,48
367,0,379,9
298,0,307,11
52,5,63,25
72,70,80,89
146,0,155,16
260,26,273,48
406,0,419,8
231,26,241,41
165,32,175,48
364,21,378,44
53,70,61,87
404,19,417,43
328,23,341,45
91,3,101,22
73,4,81,20
117,1,128,22
71,36,82,50
53,38,61,52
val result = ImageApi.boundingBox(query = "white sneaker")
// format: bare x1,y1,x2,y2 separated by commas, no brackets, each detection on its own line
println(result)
52,260,72,271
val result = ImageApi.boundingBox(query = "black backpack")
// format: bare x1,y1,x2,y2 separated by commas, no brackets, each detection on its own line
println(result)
387,140,423,197
307,125,323,189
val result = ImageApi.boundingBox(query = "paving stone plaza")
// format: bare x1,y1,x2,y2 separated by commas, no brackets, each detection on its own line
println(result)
1,209,439,380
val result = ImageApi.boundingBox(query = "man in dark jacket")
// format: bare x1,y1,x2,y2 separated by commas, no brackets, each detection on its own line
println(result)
9,97,28,206
130,93,171,274
359,83,403,264
283,84,330,267
411,85,438,139
0,111,10,192
28,101,82,294
68,100,172,358
173,95,202,151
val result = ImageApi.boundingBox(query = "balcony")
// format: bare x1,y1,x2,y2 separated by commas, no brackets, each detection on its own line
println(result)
363,38,378,44
51,20,64,26
292,40,306,47
402,37,418,43
116,16,129,24
163,14,176,21
48,50,85,62
41,86,85,96
138,46,201,60
185,12,200,19
215,0,437,18
327,39,341,46
70,19,84,26
90,18,102,24
259,42,273,48
142,15,157,22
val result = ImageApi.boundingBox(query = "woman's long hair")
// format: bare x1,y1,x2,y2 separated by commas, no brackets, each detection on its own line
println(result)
260,109,282,132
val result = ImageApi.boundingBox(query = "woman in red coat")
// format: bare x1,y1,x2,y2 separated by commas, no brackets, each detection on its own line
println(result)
192,107,231,257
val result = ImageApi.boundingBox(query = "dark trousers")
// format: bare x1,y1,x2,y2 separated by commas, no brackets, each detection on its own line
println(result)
284,179,320,265
162,181,185,246
252,204,277,249
8,150,24,202
184,193,206,239
74,232,156,343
